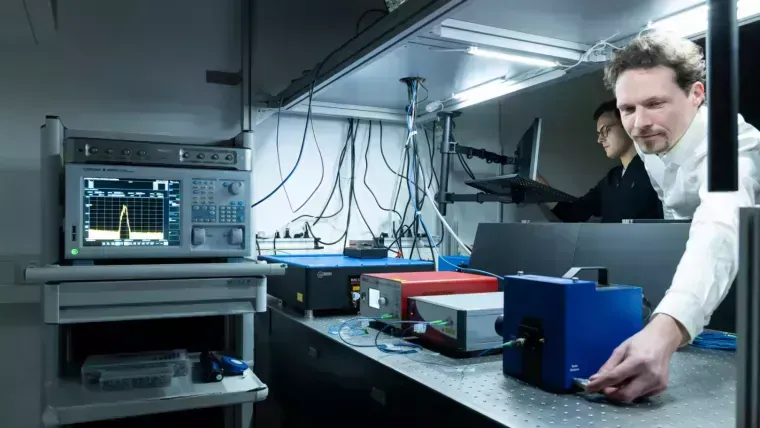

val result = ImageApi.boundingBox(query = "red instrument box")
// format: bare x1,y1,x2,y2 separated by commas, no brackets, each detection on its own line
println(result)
359,271,499,319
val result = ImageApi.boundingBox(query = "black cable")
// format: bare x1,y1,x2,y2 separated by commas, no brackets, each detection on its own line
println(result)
393,153,413,253
352,127,400,255
379,121,402,178
288,120,352,226
364,122,404,223
423,125,438,190
256,6,381,209
405,80,437,262
291,112,326,213
355,9,388,35
274,104,295,212
273,235,277,256
251,78,314,208
304,119,360,248
415,83,430,105
458,153,477,180
361,121,404,255
409,218,419,259
343,119,358,249
414,141,426,211
376,120,426,258
422,124,445,247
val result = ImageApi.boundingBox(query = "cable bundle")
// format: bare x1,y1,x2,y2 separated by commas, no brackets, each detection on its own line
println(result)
691,331,736,351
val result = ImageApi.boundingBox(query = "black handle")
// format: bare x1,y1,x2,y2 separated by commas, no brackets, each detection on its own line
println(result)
562,267,609,285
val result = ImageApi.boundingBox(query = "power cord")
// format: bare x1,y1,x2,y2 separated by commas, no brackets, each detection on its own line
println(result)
363,121,404,228
303,118,363,248
252,7,385,209
275,103,327,214
287,119,353,229
251,88,312,208
355,9,388,35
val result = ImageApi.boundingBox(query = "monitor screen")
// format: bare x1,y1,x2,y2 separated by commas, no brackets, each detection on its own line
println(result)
82,177,181,247
514,118,542,181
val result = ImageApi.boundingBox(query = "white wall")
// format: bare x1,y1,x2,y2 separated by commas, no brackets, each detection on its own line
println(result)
251,99,502,257
498,70,617,222
252,115,411,245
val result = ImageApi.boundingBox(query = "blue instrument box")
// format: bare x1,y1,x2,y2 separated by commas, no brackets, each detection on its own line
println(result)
437,255,470,272
259,254,434,314
499,270,642,392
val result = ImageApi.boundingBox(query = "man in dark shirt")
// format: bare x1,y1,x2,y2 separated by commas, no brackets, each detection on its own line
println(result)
541,100,663,223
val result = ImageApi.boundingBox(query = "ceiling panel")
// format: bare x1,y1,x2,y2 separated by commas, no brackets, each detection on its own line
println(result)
450,0,704,44
314,41,537,110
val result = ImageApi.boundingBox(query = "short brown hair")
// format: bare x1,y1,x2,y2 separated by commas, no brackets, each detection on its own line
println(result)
603,32,706,94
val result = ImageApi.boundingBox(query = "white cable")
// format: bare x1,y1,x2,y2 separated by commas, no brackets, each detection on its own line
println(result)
423,184,471,255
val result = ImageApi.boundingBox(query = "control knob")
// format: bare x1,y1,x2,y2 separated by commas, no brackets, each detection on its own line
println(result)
378,297,387,306
228,181,243,195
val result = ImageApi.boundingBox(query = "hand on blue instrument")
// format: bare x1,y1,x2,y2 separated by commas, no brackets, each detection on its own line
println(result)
586,314,685,403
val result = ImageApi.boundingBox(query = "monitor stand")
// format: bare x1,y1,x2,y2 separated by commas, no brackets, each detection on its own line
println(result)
466,174,577,204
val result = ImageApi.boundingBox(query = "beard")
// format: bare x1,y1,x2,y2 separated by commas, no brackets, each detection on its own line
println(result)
634,136,670,155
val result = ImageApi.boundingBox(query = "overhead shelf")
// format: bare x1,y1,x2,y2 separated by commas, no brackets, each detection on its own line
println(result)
271,0,756,122
42,367,267,426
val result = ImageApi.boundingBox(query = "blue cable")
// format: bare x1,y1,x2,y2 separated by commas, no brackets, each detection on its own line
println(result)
691,331,736,351
330,316,391,348
375,320,432,354
430,236,504,280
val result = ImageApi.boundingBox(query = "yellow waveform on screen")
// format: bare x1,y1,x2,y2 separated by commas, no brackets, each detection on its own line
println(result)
89,205,164,240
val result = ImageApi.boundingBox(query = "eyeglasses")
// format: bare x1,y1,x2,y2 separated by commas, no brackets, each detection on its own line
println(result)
597,123,620,139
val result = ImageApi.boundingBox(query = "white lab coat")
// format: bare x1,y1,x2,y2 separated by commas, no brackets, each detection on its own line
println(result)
635,107,760,341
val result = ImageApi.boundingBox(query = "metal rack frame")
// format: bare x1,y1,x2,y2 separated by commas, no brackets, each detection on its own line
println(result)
33,113,282,427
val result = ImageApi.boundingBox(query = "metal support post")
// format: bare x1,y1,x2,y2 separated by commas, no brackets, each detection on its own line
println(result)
438,113,453,217
703,1,746,425
241,0,253,132
40,117,63,267
437,112,456,256
738,208,760,427
706,0,739,192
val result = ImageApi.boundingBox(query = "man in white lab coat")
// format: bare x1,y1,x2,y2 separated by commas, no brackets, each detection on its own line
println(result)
586,32,760,402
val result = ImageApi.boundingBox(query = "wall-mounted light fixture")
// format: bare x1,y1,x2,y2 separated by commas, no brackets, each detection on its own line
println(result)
466,47,560,68
648,0,760,38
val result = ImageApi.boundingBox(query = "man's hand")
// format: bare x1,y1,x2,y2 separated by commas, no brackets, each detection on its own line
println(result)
586,314,685,403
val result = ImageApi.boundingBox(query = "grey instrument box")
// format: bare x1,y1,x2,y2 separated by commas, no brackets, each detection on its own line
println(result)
407,292,503,353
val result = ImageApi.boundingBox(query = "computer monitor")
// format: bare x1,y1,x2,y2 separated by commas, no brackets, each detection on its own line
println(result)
513,118,542,181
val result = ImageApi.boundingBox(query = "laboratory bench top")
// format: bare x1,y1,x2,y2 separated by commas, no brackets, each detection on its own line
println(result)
264,301,737,428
